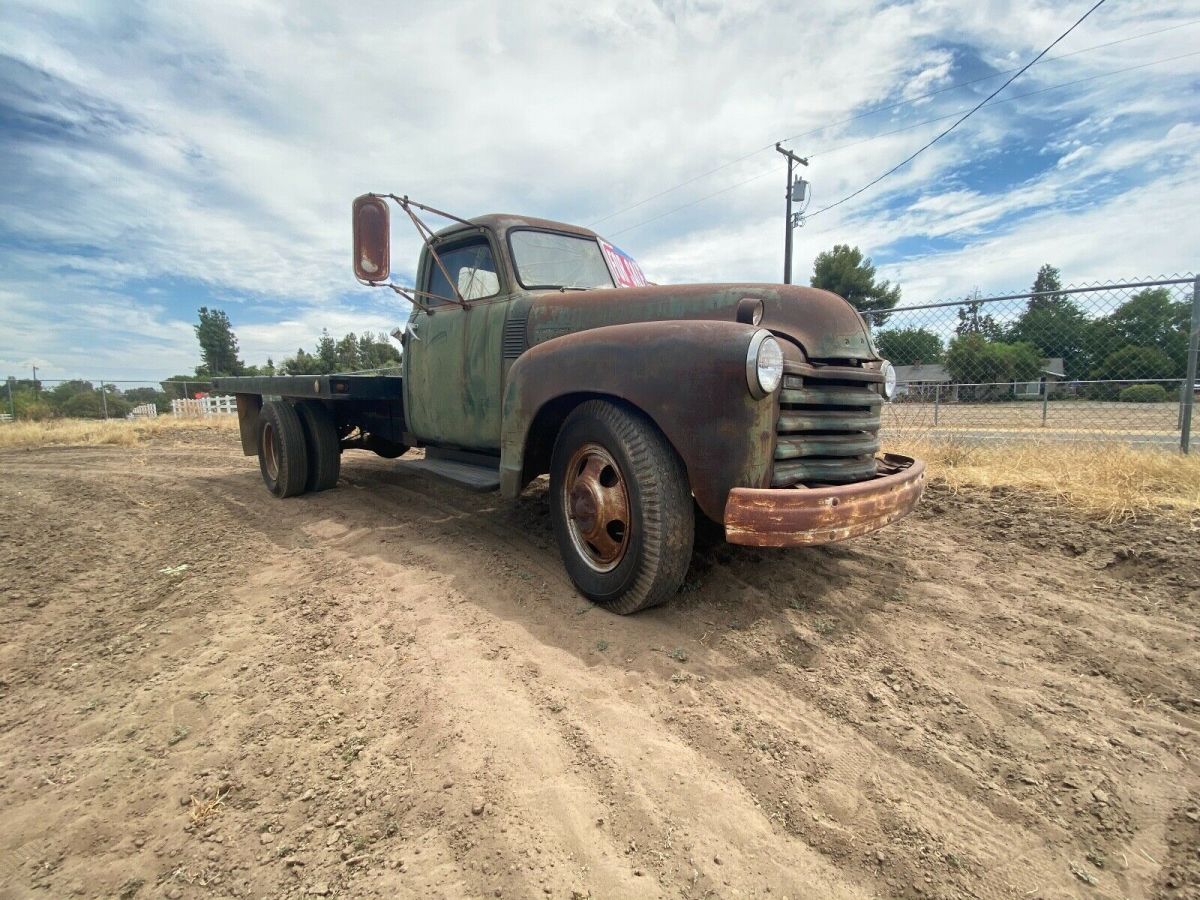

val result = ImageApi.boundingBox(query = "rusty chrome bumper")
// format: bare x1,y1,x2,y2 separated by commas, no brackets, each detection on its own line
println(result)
723,454,926,547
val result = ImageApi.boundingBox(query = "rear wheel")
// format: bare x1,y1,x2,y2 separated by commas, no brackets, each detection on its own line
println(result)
549,400,693,614
296,401,341,492
258,401,309,498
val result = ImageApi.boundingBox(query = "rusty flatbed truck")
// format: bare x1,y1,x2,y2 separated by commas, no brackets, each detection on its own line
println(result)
214,195,924,614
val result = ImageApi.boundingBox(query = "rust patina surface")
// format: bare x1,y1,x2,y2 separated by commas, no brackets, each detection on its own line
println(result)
724,455,926,547
500,319,776,522
344,200,925,546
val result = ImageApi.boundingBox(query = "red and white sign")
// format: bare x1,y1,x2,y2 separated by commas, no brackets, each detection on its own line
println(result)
598,239,648,289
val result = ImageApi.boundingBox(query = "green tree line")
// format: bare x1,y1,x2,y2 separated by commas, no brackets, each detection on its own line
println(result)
869,264,1192,396
6,307,402,420
3,379,171,420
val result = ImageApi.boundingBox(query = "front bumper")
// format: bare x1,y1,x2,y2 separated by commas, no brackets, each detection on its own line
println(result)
723,454,925,547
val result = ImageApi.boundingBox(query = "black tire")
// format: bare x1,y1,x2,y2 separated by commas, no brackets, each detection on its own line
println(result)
549,400,693,614
296,401,341,492
258,401,309,498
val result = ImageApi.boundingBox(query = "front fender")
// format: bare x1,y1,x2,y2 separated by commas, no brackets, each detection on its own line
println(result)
500,320,776,520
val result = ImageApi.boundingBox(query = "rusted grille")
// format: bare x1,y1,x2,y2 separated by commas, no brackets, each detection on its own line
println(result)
774,363,882,487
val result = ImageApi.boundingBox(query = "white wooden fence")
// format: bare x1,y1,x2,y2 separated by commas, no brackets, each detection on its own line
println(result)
171,395,237,418
128,403,158,419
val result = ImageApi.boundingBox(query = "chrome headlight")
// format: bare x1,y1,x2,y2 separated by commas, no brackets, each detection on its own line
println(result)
746,331,784,399
880,360,897,400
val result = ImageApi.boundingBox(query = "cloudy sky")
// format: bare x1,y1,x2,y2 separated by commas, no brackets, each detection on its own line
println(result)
1,0,1197,381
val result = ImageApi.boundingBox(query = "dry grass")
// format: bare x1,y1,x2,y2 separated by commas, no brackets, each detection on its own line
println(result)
896,437,1200,523
0,416,239,449
188,789,227,824
5,416,1195,524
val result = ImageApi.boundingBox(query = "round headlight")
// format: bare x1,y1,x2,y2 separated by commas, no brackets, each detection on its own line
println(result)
880,360,897,400
746,331,784,399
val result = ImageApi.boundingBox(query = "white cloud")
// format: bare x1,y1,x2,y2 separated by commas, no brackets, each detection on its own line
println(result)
0,0,1197,379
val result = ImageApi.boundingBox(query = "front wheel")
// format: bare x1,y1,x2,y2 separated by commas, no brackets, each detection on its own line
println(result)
549,400,694,614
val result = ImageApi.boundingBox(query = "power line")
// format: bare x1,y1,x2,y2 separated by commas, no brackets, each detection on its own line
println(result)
605,48,1199,238
805,0,1110,220
775,17,1199,148
590,14,1196,230
809,50,1200,160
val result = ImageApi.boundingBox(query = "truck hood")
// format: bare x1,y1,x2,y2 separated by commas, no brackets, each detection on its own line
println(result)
524,283,877,362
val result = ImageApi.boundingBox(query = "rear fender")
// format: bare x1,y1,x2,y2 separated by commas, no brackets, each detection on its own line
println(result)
500,320,776,520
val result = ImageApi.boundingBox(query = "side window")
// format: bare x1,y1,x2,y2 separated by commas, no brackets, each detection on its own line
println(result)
425,239,500,304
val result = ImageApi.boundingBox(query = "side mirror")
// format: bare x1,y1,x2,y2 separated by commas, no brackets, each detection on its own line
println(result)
352,194,390,282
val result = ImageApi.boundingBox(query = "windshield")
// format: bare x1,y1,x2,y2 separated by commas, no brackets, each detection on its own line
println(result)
509,230,615,290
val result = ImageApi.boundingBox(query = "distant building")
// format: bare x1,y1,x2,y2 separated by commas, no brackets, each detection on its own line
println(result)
895,358,1066,401
893,363,956,401
1014,358,1066,399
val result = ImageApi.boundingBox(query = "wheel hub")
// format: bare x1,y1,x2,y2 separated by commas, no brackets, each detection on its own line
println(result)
563,443,630,572
263,422,279,481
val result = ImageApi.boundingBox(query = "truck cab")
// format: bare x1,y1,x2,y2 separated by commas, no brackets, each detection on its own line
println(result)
216,196,924,614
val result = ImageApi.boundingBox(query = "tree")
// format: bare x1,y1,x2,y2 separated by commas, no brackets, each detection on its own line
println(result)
280,330,401,375
1103,288,1190,376
944,334,1042,401
3,379,52,419
1006,300,1089,379
335,334,361,371
810,244,901,324
315,330,339,372
161,374,213,399
1028,263,1066,310
955,291,1003,341
357,332,403,370
124,386,171,413
48,379,95,408
195,307,245,377
59,390,131,419
874,328,943,366
1092,345,1175,382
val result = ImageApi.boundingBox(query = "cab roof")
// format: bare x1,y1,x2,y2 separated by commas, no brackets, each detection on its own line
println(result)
433,213,600,242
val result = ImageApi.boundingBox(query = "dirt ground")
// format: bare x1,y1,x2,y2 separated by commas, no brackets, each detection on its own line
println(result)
1,429,1197,900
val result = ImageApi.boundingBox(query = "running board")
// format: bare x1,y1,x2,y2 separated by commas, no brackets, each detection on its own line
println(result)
395,448,501,492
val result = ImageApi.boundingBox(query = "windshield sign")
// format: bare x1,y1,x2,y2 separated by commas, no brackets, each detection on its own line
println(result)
598,239,648,288
510,231,615,290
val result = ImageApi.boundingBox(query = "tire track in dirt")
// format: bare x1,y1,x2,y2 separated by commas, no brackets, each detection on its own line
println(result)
2,440,1198,898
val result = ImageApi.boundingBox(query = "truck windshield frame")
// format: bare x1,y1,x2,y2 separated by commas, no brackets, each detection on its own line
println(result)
422,235,503,306
508,228,616,291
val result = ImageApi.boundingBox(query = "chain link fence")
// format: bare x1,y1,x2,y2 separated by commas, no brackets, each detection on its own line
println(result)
5,277,1199,453
863,275,1200,452
1,379,228,422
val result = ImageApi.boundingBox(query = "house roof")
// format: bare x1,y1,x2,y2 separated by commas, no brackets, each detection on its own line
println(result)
895,357,1066,384
894,363,951,384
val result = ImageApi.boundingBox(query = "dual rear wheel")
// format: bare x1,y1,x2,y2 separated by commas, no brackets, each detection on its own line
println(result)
257,400,341,498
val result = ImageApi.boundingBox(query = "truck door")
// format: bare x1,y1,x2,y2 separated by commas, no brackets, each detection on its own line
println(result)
403,234,504,449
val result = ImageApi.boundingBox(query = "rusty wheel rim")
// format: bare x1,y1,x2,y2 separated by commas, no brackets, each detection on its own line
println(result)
263,422,279,481
562,443,631,573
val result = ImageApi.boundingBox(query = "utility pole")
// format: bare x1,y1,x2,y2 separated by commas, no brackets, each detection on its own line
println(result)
31,364,38,398
6,377,15,420
775,142,809,284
